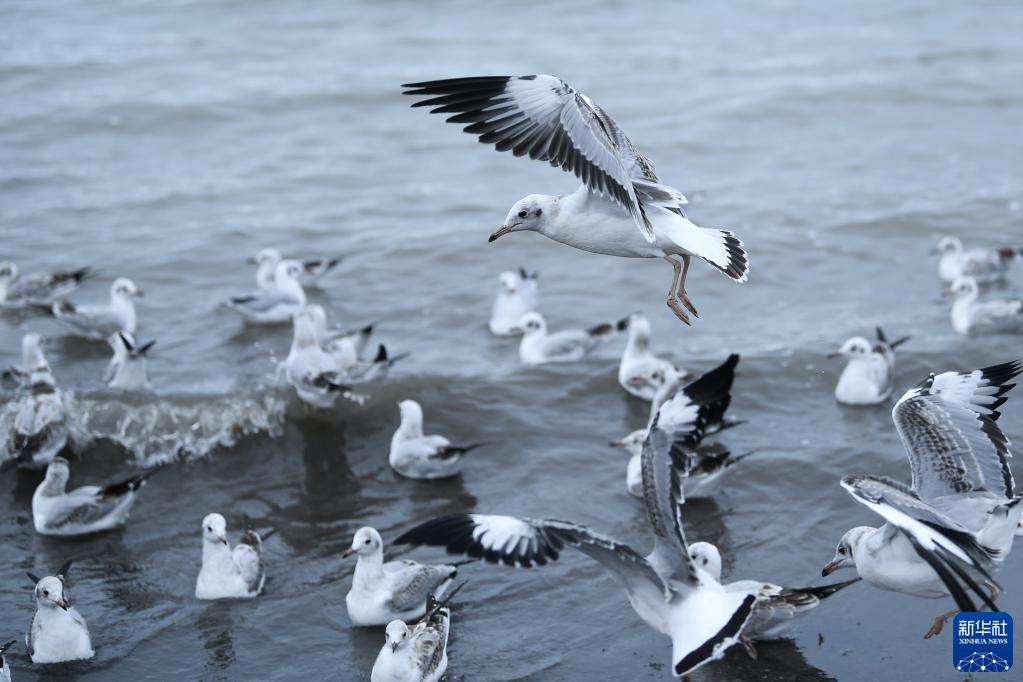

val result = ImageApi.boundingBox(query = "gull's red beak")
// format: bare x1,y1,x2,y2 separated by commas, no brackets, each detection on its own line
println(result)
343,547,356,558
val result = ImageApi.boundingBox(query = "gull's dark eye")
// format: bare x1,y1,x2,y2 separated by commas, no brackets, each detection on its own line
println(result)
207,526,212,532
42,589,49,596
838,547,846,555
518,210,528,219
365,539,371,545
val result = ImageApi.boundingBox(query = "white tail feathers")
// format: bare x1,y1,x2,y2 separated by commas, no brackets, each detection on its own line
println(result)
668,216,749,283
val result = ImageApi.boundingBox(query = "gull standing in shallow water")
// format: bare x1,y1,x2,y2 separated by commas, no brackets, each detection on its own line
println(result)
371,585,464,682
823,360,1023,638
51,277,141,339
518,312,626,365
0,262,89,307
196,513,268,600
403,75,748,325
933,237,1021,284
489,268,539,336
7,334,67,469
947,276,1023,336
33,457,157,536
104,332,154,391
26,562,93,664
389,400,483,480
344,527,469,627
829,327,909,406
396,377,761,679
618,313,690,400
227,260,306,324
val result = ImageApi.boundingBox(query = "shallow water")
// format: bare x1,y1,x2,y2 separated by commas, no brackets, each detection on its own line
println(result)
2,0,1023,679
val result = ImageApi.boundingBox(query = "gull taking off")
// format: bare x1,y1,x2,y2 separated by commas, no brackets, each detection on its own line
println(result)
518,312,626,365
285,308,355,408
933,237,1021,284
618,313,690,400
829,327,909,405
371,584,464,682
250,247,342,290
228,260,306,324
823,360,1023,638
688,542,859,642
51,277,141,339
0,262,89,307
196,513,268,600
403,75,748,325
344,527,469,627
396,380,760,679
26,562,94,664
947,276,1023,335
33,457,157,536
389,400,483,480
105,332,154,391
7,334,67,469
489,268,539,336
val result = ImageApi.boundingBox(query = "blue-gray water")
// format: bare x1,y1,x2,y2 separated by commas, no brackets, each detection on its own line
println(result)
2,0,1023,679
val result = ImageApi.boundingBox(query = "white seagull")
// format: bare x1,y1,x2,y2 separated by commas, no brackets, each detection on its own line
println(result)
395,377,760,679
7,334,67,469
303,306,409,383
933,237,1020,284
344,527,468,627
0,640,14,682
227,260,306,324
688,542,859,643
25,562,94,664
250,247,342,290
404,75,749,325
284,308,354,408
371,585,464,682
618,313,690,401
33,457,157,536
822,360,1023,638
389,400,483,480
196,513,268,600
51,277,141,339
489,267,539,336
518,312,626,365
0,262,89,307
104,332,154,391
829,327,909,406
947,276,1023,336
612,354,742,498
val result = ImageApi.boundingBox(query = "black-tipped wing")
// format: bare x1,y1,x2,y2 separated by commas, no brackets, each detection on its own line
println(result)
403,75,661,242
893,360,1021,499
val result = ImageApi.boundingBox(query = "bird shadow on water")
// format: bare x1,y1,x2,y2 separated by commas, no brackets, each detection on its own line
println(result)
196,604,236,676
718,638,837,681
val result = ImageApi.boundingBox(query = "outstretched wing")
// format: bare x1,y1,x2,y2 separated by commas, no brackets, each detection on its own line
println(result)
840,474,999,613
403,75,663,241
893,360,1021,499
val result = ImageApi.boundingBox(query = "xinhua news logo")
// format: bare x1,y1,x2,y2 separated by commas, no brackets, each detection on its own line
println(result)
953,612,1013,673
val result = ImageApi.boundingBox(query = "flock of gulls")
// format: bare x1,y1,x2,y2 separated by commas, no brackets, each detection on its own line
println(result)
1,73,1022,680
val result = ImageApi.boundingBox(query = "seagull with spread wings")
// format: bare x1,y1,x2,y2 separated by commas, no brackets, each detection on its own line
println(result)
823,360,1023,638
403,75,748,325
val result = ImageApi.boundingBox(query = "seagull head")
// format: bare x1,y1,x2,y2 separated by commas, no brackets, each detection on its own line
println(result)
344,526,382,558
21,332,50,372
33,575,69,611
823,527,870,575
609,428,646,457
497,271,521,295
384,620,410,653
42,457,71,492
276,259,304,285
517,312,546,336
0,261,15,284
932,236,962,255
396,400,424,429
251,248,282,266
111,277,142,300
945,276,978,301
687,541,722,582
828,336,870,359
626,313,650,343
202,513,229,546
491,195,555,242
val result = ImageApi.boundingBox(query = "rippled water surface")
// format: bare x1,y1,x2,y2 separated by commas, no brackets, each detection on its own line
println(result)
2,0,1023,679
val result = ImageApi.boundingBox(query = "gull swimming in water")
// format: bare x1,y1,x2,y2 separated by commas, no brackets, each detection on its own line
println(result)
829,327,909,406
0,640,14,682
250,247,342,290
389,400,484,480
612,354,742,498
284,308,355,408
6,334,67,469
933,237,1021,284
344,527,469,627
822,360,1023,638
0,262,89,307
687,542,859,643
196,513,268,600
947,276,1023,336
396,377,760,679
26,561,94,664
489,267,539,336
104,332,154,391
227,260,306,324
371,584,464,682
518,311,626,365
303,305,408,382
403,75,749,325
33,457,157,536
618,313,690,400
51,277,141,339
